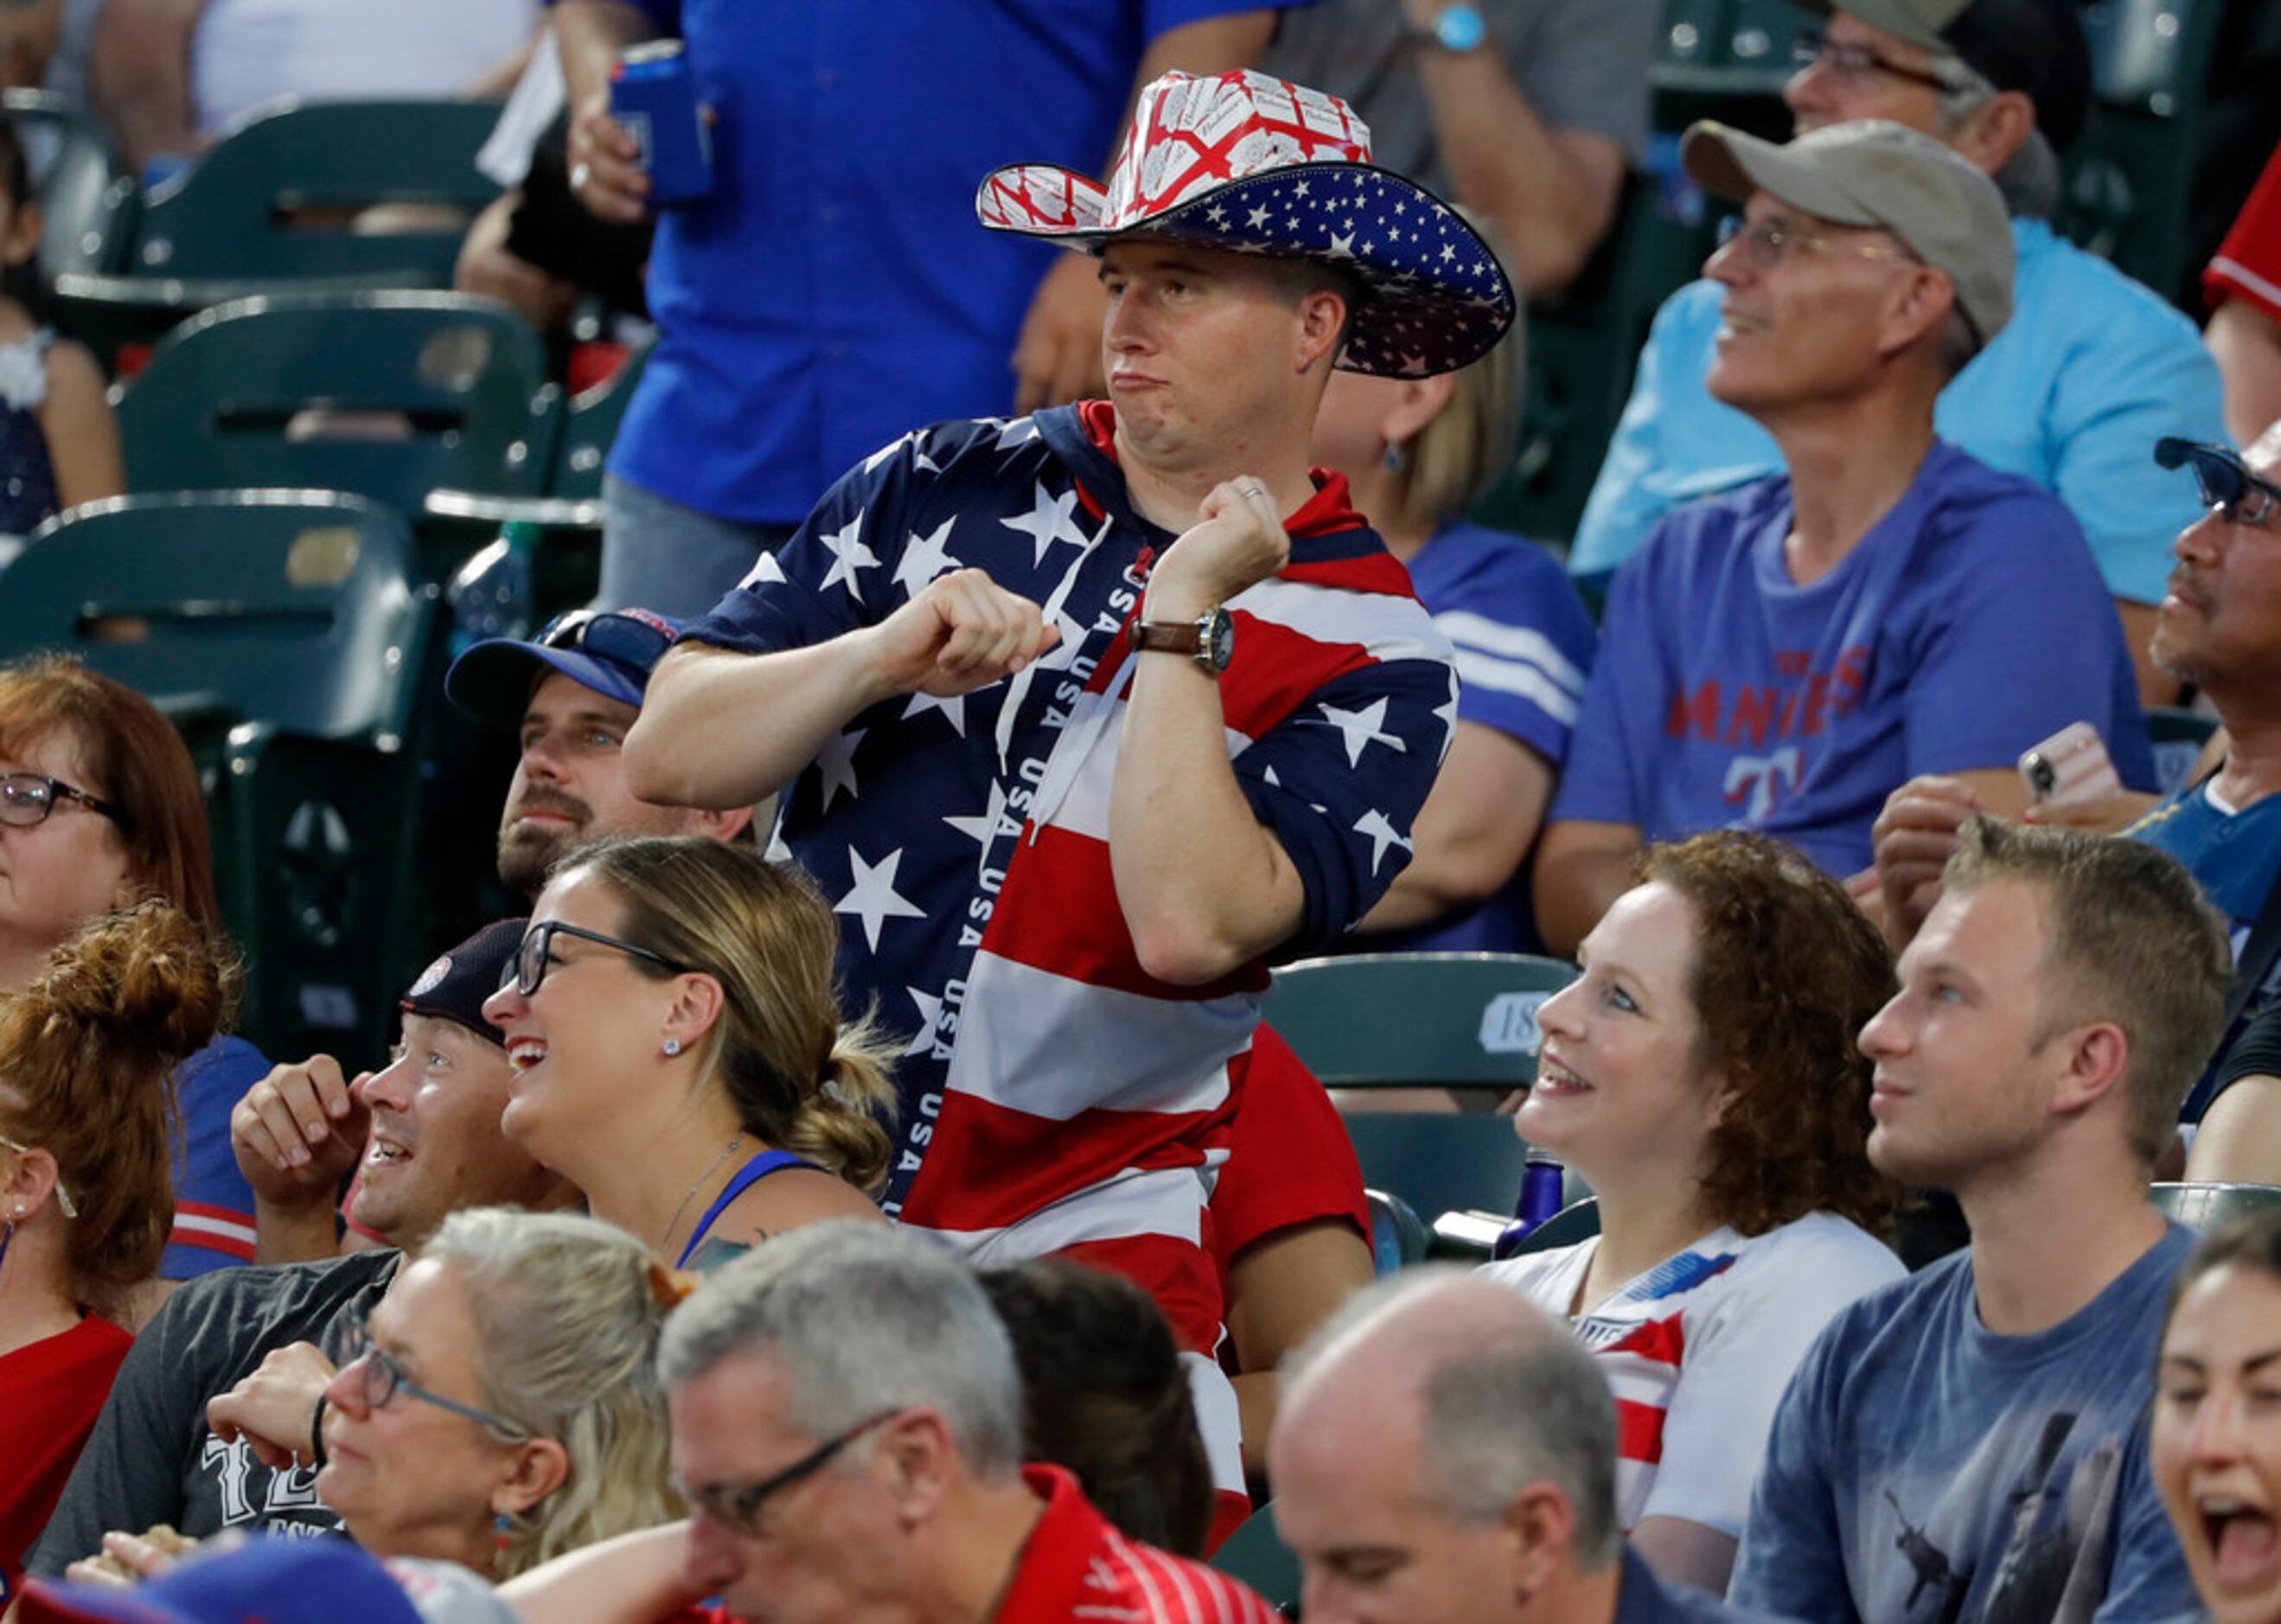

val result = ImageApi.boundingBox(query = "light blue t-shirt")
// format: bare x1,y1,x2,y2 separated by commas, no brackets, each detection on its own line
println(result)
1549,441,2153,879
1570,218,2228,604
1729,1221,2202,1624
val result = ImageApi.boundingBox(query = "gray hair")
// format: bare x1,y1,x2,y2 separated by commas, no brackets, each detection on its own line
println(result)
658,1221,1025,1480
1933,53,2059,220
1286,1269,1622,1570
419,1207,681,1576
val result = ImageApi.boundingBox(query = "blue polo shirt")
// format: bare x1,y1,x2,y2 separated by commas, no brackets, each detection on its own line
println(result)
1570,218,2228,604
602,0,1286,526
1551,442,2153,879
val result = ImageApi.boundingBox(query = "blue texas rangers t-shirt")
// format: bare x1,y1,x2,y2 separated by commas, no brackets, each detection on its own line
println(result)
1550,441,2152,879
1728,1222,2201,1624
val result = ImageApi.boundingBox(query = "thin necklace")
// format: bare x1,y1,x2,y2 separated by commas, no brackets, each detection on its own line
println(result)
660,1134,744,1254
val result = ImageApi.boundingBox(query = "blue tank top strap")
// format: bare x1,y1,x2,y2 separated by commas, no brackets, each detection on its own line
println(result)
675,1148,821,1268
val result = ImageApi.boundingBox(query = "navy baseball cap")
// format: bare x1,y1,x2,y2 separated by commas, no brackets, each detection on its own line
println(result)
19,1538,424,1624
444,607,683,731
399,917,526,1049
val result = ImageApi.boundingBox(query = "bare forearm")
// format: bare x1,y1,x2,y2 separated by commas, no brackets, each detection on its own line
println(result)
2210,299,2281,450
90,0,203,172
501,1522,697,1624
553,0,651,109
626,639,891,810
1410,50,1622,298
1109,657,1303,984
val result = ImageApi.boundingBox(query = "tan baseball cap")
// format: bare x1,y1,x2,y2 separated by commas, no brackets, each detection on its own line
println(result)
1682,118,2015,348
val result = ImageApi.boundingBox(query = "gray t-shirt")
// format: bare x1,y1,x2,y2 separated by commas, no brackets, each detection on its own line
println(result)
1729,1222,2201,1624
1259,0,1658,197
28,1250,400,1576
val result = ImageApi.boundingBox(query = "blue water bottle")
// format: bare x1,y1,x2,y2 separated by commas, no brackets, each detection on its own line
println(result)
1492,1148,1567,1261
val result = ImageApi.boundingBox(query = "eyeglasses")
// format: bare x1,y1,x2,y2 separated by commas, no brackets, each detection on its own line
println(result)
675,1410,901,1539
1791,28,1965,93
534,609,677,676
503,919,693,997
0,772,121,830
1714,213,1917,272
343,1314,532,1441
0,1133,76,1218
2156,438,2281,527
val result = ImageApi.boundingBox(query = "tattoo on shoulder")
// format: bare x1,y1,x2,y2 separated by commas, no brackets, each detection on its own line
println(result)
685,1231,771,1275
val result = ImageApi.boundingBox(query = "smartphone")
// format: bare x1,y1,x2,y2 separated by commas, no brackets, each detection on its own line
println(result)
2018,722,2123,807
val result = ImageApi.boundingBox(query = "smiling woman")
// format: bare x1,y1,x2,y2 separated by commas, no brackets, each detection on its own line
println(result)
2156,1210,2281,1624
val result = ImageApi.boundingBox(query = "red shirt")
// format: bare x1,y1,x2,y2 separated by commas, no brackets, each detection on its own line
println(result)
1210,1023,1369,1271
2208,141,2281,319
0,1314,132,1602
997,1466,1279,1624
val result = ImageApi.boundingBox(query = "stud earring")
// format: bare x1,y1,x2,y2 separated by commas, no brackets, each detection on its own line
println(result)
661,1037,683,1057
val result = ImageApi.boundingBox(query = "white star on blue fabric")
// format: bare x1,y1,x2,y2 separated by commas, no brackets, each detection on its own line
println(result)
817,515,880,603
943,779,1011,848
815,727,865,811
903,689,967,736
738,550,786,590
1432,669,1460,763
1001,481,1091,566
903,987,943,1056
1247,204,1272,228
834,847,925,952
1318,697,1407,768
859,433,914,476
1355,809,1414,875
994,417,1040,452
893,517,962,597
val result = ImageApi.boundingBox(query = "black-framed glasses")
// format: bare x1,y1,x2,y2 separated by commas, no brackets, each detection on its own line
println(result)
343,1314,532,1441
1791,28,1965,93
2156,438,2281,527
504,919,693,997
0,772,121,829
534,608,678,676
1714,213,1915,272
675,1410,901,1538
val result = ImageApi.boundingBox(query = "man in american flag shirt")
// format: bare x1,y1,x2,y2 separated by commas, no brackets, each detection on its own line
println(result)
626,67,1515,1533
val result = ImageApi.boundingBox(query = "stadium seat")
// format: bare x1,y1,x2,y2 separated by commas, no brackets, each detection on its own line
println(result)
0,491,439,1061
1342,1114,1527,1229
118,291,562,524
1211,1504,1300,1615
1427,1196,1603,1263
1364,1187,1431,1273
2149,704,2221,796
1504,1196,1603,1257
2150,1180,2281,1232
4,90,136,290
2061,0,2225,307
1263,952,1576,1091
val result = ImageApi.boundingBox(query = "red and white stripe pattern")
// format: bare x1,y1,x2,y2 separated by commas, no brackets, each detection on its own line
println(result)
170,1199,258,1263
1000,1464,1281,1624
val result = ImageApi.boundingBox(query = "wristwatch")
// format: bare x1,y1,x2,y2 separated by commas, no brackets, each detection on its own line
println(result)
1422,3,1487,54
1132,607,1236,675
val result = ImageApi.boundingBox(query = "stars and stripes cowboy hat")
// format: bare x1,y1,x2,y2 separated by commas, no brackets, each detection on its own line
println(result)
975,67,1516,379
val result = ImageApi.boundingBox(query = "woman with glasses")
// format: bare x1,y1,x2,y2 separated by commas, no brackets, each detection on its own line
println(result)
0,653,276,1300
482,836,893,1268
74,1208,680,1585
1,900,230,1594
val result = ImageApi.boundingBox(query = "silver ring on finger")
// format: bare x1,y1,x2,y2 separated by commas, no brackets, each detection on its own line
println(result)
570,163,593,191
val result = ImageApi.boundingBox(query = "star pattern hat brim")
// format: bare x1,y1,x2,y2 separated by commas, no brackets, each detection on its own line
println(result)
975,70,1515,378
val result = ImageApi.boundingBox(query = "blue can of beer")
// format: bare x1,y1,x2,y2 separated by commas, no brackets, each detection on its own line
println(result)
1491,1148,1567,1261
610,41,713,206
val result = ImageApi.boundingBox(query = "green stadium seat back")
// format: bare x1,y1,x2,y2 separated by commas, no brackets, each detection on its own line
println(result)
2150,1181,2281,1233
118,291,561,513
1211,1505,1300,1615
1343,1113,1527,1225
5,91,135,288
1364,1187,1431,1273
131,99,504,283
1264,952,1576,1089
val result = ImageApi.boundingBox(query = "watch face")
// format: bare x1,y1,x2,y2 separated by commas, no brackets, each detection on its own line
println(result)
1436,3,1486,51
1204,609,1236,673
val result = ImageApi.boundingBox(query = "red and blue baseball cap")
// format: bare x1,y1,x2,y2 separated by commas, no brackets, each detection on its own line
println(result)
18,1540,429,1624
444,607,683,731
399,917,527,1050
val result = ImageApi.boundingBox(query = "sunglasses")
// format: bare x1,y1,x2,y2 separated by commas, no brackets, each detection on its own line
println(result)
534,609,677,676
0,771,122,830
674,1410,902,1539
2156,438,2281,527
502,919,693,997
